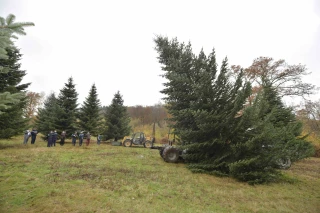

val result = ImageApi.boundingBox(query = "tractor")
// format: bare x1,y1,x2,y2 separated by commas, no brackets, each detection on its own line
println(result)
153,143,292,169
153,144,292,169
151,132,184,163
122,132,154,148
152,144,184,163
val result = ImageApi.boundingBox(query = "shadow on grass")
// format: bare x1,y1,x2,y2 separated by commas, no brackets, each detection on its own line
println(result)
0,143,33,150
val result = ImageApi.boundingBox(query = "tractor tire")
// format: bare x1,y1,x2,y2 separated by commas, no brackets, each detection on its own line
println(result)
162,146,180,163
123,139,132,147
159,147,165,159
144,140,153,148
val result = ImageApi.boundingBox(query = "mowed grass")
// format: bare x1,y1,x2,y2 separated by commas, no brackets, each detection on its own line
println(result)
0,136,319,213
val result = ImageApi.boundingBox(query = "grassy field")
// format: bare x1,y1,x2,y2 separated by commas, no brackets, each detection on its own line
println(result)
0,136,319,213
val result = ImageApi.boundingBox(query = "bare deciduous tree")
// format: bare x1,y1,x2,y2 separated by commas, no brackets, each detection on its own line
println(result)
24,91,45,120
232,57,317,98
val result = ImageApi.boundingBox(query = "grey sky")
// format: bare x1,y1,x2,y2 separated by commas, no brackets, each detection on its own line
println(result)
1,0,319,106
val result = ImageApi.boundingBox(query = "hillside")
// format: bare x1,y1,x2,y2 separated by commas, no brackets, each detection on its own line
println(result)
0,137,319,213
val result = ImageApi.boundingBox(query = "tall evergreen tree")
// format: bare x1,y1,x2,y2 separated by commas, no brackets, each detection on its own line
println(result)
104,91,130,141
78,84,102,135
0,14,34,114
228,83,314,184
154,36,250,175
155,36,314,183
57,77,78,136
35,93,62,136
154,37,196,141
0,47,30,138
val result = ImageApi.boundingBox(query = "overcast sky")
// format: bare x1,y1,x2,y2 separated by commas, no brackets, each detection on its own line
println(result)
1,0,319,106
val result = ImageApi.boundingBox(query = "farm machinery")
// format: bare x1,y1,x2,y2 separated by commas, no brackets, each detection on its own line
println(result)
152,144,185,163
152,144,292,169
151,133,292,169
151,132,185,163
122,132,154,148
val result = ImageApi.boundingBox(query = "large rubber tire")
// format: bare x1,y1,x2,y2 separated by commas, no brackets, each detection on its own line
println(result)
277,158,292,169
123,139,132,147
144,140,153,148
162,146,180,163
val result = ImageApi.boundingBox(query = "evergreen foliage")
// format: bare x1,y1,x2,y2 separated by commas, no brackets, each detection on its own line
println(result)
56,77,78,136
154,36,251,174
0,47,30,138
229,84,315,184
0,14,34,115
78,84,102,135
0,14,34,61
154,36,313,183
35,93,62,137
104,91,131,141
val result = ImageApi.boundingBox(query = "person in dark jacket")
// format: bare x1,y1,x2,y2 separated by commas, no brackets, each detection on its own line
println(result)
60,131,66,146
79,132,84,146
52,130,57,146
47,131,53,147
86,132,91,146
71,132,77,146
30,128,38,144
23,130,31,144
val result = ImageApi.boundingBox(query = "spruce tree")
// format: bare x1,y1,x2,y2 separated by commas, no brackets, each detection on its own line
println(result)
228,83,314,184
78,84,102,135
154,37,196,141
0,47,30,138
0,14,34,114
154,36,251,175
104,91,130,141
56,77,78,136
35,93,62,137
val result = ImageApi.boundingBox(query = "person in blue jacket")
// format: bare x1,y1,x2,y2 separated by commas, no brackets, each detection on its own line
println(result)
79,131,84,146
47,131,53,147
30,128,38,144
71,132,77,146
52,130,58,146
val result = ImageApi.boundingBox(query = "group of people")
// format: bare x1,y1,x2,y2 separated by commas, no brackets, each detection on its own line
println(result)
47,130,60,147
71,131,92,146
23,129,38,144
47,130,102,147
23,129,103,147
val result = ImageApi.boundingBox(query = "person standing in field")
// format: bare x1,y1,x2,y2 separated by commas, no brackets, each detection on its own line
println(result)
79,131,84,146
23,130,31,144
30,128,38,144
97,134,101,145
52,130,57,146
86,132,91,146
47,131,53,147
71,131,77,146
60,131,66,146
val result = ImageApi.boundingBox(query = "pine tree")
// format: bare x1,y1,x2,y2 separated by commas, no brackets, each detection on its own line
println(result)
154,36,196,141
154,36,251,174
35,93,62,137
56,77,78,136
154,36,314,183
228,83,314,184
78,84,102,135
104,91,130,141
0,14,34,114
0,47,30,138
0,14,34,61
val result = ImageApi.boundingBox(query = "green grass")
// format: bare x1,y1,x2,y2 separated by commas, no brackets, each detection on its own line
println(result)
0,136,319,213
